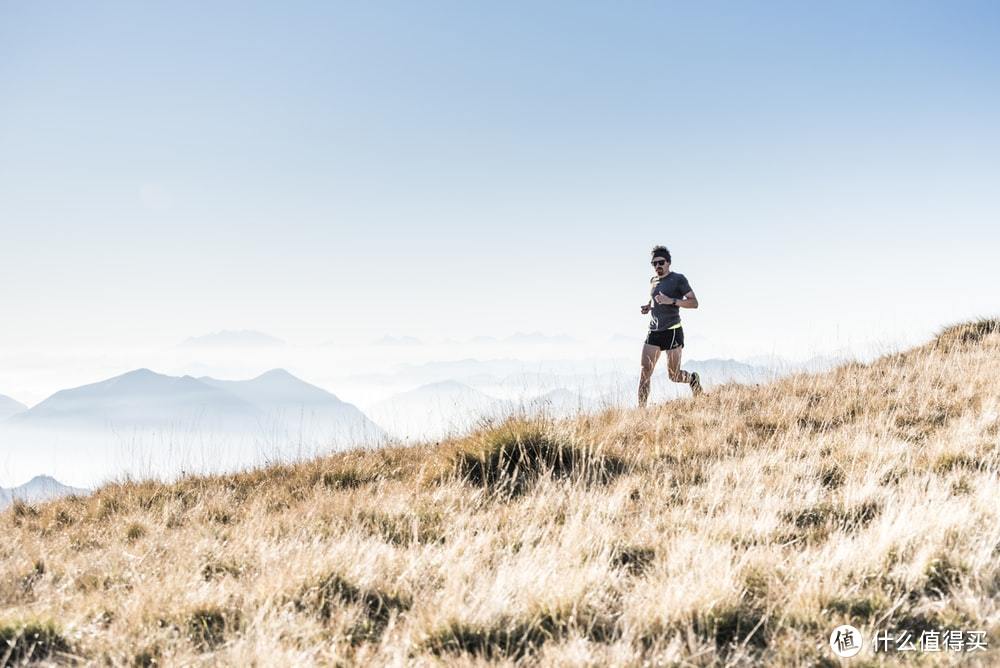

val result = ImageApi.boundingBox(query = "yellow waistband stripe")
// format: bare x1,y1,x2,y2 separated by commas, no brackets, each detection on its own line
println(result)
667,322,682,330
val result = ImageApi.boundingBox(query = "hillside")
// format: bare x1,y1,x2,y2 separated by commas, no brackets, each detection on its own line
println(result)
2,320,998,666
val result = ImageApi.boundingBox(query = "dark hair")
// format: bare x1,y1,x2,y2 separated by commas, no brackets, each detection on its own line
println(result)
651,245,671,263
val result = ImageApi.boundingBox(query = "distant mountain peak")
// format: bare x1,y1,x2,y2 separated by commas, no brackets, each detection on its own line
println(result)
255,368,295,380
104,368,174,388
0,393,28,420
0,475,90,509
198,368,301,385
6,368,385,454
11,368,255,428
120,368,158,379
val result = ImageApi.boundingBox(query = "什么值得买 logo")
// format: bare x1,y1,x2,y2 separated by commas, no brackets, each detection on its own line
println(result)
830,625,863,658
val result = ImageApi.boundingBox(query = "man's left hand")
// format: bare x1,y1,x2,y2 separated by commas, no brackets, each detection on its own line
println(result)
653,293,675,305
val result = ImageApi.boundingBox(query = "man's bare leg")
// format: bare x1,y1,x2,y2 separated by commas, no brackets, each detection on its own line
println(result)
666,346,702,395
666,347,691,384
638,343,661,407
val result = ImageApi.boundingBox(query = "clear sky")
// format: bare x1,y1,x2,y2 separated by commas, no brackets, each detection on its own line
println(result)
2,2,998,364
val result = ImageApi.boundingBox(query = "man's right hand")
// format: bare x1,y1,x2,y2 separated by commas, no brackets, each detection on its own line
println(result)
640,304,651,314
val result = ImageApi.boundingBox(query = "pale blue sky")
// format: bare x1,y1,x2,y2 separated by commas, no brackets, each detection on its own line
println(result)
2,1,998,357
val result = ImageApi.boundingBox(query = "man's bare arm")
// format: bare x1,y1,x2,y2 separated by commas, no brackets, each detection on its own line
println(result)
676,290,699,309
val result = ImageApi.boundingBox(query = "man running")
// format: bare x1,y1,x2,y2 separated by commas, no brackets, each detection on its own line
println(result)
639,245,702,406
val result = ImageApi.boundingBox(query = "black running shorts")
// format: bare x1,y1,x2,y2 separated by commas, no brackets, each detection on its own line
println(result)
645,327,684,350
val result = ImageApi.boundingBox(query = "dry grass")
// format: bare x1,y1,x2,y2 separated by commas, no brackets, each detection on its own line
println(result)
3,319,999,666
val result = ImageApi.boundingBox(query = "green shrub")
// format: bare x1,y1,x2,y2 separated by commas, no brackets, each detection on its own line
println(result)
936,318,1000,347
293,573,410,645
818,464,845,489
424,608,618,660
186,606,239,650
451,420,626,496
0,621,71,666
612,545,656,576
924,556,966,598
125,523,147,542
320,469,376,490
693,603,770,651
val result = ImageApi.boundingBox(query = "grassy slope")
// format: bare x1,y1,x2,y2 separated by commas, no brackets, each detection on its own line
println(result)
2,320,999,666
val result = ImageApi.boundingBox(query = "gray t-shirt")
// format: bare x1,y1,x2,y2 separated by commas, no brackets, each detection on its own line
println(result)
648,272,692,331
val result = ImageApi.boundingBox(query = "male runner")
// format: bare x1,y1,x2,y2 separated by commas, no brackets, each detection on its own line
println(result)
639,245,702,406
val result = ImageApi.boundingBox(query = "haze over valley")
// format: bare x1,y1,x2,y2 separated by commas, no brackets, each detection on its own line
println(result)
0,329,853,488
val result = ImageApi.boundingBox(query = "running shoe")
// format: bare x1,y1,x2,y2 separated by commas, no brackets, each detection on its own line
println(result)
689,371,703,396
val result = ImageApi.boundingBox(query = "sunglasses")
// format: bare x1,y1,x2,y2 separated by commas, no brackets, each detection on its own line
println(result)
651,260,667,267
